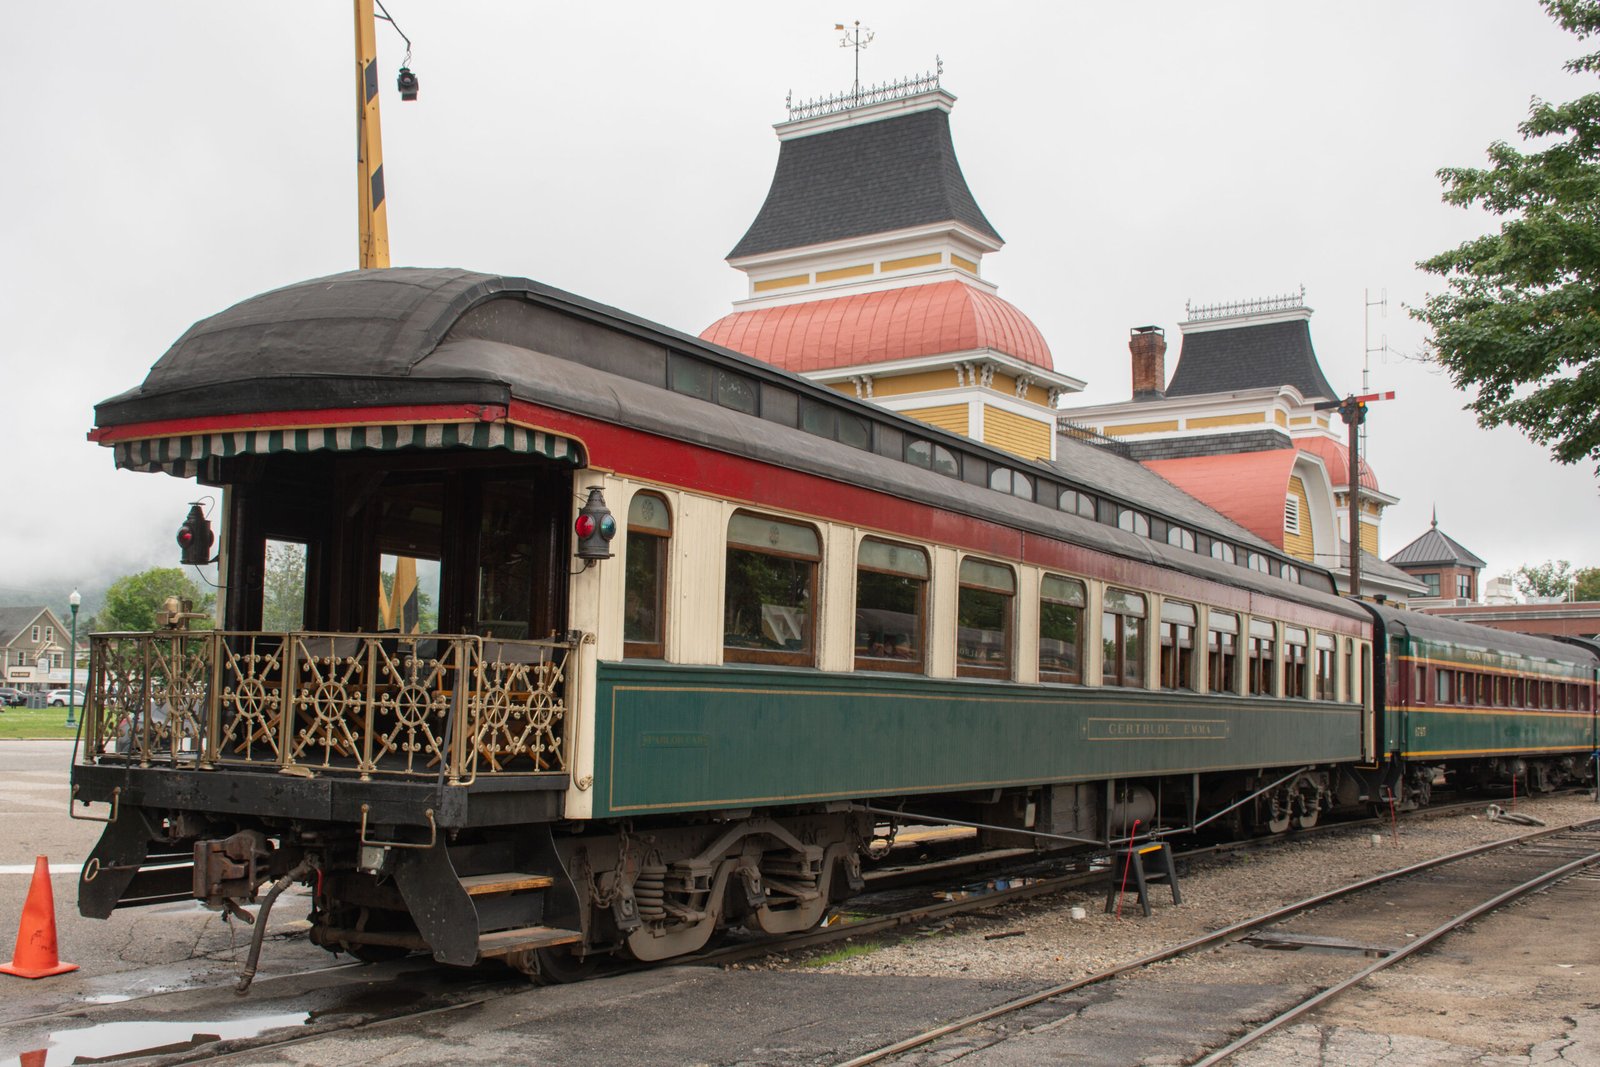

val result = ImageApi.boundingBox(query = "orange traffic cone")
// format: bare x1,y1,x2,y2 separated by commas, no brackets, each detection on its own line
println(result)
19,1048,47,1066
1,856,78,978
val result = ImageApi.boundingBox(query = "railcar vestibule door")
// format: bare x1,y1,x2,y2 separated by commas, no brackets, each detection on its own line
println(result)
222,453,571,639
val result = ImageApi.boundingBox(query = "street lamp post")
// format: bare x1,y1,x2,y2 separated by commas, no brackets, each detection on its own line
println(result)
66,590,80,728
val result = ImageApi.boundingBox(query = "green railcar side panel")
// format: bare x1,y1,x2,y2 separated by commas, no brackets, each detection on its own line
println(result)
591,661,1364,817
1397,707,1595,759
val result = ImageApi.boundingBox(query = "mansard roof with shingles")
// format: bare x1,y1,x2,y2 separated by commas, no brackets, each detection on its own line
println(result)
728,107,1001,259
1165,318,1337,402
1387,521,1488,568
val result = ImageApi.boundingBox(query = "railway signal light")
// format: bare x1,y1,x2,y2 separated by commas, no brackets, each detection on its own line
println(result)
396,67,419,101
574,488,617,562
176,503,214,566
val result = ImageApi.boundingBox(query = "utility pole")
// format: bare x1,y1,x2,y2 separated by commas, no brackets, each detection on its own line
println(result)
1315,391,1394,599
355,0,389,268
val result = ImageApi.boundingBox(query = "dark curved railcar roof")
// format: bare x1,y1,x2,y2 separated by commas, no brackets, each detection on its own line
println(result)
1366,603,1600,667
94,268,1357,619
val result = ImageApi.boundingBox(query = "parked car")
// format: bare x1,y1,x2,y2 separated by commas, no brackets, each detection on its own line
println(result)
0,687,24,707
47,689,85,707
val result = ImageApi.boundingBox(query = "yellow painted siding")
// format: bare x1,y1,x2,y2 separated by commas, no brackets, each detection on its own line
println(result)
881,253,941,272
1274,410,1289,427
904,403,969,436
1104,419,1181,436
1284,476,1314,561
753,274,809,292
1359,521,1379,556
983,404,1053,460
816,263,873,282
1186,412,1265,430
1289,416,1312,427
870,369,961,397
951,254,978,273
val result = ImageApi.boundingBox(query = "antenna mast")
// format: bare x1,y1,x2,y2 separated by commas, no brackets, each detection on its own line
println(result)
1362,288,1387,453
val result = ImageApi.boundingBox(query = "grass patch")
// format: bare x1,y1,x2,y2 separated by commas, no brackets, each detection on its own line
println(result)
804,941,885,967
0,704,83,740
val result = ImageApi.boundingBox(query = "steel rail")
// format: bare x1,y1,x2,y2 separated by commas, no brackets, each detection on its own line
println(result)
833,817,1600,1067
1192,835,1600,1066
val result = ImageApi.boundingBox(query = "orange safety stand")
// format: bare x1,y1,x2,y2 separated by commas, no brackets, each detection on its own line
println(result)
1105,842,1182,918
1,856,79,978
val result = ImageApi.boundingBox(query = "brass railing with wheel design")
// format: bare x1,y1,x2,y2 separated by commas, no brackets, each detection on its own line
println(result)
81,631,576,781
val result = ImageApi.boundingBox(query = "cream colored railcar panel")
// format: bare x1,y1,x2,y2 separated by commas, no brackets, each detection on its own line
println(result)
563,468,619,820
819,523,854,672
1014,567,1041,685
673,494,728,666
927,545,958,679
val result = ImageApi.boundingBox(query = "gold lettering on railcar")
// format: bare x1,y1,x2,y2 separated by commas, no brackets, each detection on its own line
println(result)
639,732,710,748
1085,718,1230,741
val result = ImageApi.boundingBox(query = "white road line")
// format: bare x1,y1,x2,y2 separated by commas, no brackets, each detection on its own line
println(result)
0,865,78,875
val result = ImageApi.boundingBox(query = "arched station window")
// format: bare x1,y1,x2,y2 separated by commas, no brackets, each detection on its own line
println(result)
724,512,820,666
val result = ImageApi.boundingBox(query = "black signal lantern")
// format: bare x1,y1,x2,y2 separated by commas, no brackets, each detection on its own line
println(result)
176,503,215,566
396,66,419,101
573,487,617,562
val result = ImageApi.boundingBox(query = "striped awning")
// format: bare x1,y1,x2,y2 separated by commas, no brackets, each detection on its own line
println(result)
112,421,582,477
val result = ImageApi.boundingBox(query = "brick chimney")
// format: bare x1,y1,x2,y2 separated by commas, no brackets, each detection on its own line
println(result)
1130,325,1167,400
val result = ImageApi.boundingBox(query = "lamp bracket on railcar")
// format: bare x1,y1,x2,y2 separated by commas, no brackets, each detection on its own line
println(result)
574,486,618,564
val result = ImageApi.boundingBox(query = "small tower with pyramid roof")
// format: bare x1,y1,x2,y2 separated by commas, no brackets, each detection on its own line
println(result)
1387,509,1487,603
701,66,1083,462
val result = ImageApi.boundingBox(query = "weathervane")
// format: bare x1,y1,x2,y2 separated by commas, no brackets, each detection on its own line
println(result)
835,20,875,102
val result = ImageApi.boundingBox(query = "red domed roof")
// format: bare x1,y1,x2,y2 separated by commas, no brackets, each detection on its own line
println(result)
700,280,1054,374
1295,436,1379,491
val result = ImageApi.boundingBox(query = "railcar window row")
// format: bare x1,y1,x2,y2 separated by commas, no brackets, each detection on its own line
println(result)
617,492,1365,702
1421,664,1592,712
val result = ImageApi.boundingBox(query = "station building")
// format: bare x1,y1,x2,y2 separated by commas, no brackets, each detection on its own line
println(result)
701,69,1418,601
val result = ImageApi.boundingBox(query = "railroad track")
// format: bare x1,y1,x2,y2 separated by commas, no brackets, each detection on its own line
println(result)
835,817,1600,1065
5,797,1584,1065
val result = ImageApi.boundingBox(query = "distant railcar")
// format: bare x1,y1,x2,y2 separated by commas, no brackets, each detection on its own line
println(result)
70,269,1598,981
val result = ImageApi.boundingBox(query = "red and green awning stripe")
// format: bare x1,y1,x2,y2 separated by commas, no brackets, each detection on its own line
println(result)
111,420,582,477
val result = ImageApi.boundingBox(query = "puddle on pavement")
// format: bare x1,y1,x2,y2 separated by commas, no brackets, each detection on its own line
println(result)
23,976,436,1064
25,1013,309,1064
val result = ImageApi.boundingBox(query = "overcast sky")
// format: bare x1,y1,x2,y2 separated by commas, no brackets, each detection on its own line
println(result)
3,1,1597,608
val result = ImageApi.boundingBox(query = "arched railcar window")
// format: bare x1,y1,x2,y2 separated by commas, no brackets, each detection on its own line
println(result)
905,438,960,478
1314,633,1336,699
1211,542,1236,565
957,558,1014,680
1209,611,1240,694
855,539,928,674
1158,601,1197,691
1247,619,1276,696
724,512,820,666
1102,588,1147,688
1060,489,1097,519
624,492,671,659
1283,627,1310,699
1039,576,1086,684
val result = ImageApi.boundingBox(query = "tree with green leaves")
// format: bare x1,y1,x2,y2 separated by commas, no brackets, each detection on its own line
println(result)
1574,565,1600,601
1511,559,1575,599
1413,0,1600,474
261,542,307,631
92,568,214,632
